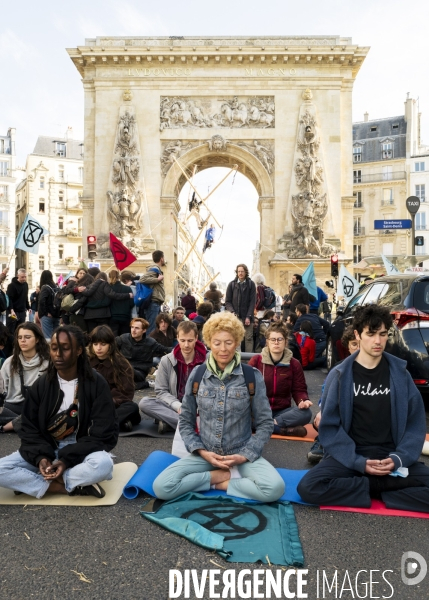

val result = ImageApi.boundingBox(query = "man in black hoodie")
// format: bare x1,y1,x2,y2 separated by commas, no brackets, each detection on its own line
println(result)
7,268,29,325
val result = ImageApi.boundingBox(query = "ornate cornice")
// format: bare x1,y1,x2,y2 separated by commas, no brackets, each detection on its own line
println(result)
67,36,369,77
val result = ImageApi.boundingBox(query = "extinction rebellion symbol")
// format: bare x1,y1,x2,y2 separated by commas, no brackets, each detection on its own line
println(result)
23,220,44,248
111,240,128,267
182,503,268,540
342,276,355,298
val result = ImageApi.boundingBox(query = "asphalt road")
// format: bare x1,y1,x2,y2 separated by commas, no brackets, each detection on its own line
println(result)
1,370,429,600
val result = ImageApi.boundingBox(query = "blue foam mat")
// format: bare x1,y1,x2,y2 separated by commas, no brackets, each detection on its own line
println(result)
122,450,311,505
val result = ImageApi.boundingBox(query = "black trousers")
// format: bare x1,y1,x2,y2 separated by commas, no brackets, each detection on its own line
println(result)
0,401,23,428
110,320,130,336
84,317,110,335
116,402,141,429
298,454,429,513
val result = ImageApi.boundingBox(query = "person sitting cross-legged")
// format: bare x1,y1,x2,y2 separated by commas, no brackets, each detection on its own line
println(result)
116,317,172,391
248,322,312,438
153,312,285,502
139,321,206,434
307,326,360,464
0,323,50,433
88,325,141,433
298,305,429,512
0,325,118,499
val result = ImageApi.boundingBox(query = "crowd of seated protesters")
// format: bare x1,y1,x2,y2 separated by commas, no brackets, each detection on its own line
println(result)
0,283,428,516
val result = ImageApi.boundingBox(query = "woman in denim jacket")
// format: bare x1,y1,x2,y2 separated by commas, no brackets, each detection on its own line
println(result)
153,312,285,502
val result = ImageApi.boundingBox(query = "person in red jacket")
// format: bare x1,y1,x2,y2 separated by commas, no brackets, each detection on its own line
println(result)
248,322,313,437
294,321,326,370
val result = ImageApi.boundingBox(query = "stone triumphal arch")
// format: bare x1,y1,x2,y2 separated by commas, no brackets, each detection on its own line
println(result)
68,36,368,299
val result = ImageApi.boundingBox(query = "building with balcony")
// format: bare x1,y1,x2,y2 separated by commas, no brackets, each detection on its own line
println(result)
15,128,84,288
352,95,421,273
0,128,18,276
408,147,429,259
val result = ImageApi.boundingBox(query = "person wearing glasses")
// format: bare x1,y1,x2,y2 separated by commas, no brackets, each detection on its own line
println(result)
248,322,313,437
0,323,50,433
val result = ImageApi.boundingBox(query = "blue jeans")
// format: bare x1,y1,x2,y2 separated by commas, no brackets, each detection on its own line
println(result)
153,454,285,502
272,406,312,428
40,316,60,340
0,437,113,498
145,301,161,334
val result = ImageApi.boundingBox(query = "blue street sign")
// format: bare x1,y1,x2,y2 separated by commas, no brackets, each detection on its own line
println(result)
374,220,412,230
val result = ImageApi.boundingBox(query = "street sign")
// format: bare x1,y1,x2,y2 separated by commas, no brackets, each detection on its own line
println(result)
374,220,412,230
406,196,421,215
88,262,101,268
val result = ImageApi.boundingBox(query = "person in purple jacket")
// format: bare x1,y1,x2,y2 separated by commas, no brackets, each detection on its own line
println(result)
298,304,429,512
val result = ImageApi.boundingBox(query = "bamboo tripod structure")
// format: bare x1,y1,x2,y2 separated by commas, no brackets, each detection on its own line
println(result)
173,157,238,300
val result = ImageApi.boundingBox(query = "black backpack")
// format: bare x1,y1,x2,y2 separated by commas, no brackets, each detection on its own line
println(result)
263,285,276,309
51,287,65,317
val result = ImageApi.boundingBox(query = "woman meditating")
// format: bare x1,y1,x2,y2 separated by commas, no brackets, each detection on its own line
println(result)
153,312,285,502
88,325,141,432
249,322,313,437
0,323,50,433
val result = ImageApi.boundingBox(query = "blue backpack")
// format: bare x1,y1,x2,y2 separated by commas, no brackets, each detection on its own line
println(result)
134,268,160,309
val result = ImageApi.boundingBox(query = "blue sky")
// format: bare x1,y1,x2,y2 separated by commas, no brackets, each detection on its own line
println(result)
1,0,428,281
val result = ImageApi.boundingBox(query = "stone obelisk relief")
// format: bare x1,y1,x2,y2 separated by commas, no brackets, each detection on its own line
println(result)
284,89,338,258
102,100,154,258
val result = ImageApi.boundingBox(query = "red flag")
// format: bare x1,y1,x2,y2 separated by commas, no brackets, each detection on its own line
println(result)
109,233,137,270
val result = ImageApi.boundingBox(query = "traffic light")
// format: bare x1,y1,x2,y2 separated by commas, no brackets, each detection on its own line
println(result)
87,235,97,260
325,279,335,288
330,254,339,277
415,236,424,247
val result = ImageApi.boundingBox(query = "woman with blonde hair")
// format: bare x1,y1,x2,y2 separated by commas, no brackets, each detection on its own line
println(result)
153,311,285,502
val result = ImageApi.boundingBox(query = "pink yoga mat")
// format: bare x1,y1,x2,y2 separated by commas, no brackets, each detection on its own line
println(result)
320,499,429,519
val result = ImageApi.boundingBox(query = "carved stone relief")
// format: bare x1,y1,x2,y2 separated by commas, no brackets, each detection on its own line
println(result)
282,90,337,259
239,140,274,174
106,106,154,256
160,96,275,130
161,138,275,184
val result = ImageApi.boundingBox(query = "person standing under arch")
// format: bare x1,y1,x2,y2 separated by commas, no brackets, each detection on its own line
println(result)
225,264,256,353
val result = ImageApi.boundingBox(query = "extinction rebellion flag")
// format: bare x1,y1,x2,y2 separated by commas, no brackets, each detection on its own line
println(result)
109,233,137,270
15,214,49,255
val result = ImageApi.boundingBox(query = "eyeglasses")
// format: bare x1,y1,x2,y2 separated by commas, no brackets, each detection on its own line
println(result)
268,337,285,344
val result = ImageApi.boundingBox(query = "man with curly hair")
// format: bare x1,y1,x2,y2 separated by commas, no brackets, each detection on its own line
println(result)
298,304,429,512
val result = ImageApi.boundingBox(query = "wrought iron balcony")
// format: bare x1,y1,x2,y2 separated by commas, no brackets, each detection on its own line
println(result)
353,227,365,236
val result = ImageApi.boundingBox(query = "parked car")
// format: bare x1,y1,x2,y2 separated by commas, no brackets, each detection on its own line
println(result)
326,274,429,406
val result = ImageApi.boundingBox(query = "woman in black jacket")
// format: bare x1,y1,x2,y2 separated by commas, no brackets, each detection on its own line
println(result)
108,270,134,336
80,272,132,334
0,325,118,499
38,270,60,341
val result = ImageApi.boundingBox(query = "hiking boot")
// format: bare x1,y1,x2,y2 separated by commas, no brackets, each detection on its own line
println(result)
307,436,324,463
158,420,175,435
279,425,307,438
121,420,133,433
69,483,106,499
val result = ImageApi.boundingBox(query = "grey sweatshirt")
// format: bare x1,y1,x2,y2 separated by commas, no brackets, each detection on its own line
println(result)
0,353,49,404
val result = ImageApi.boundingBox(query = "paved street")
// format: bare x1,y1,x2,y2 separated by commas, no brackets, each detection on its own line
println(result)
1,370,429,599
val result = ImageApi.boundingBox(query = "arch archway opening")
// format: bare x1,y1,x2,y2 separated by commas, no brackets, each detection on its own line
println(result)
177,166,260,289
